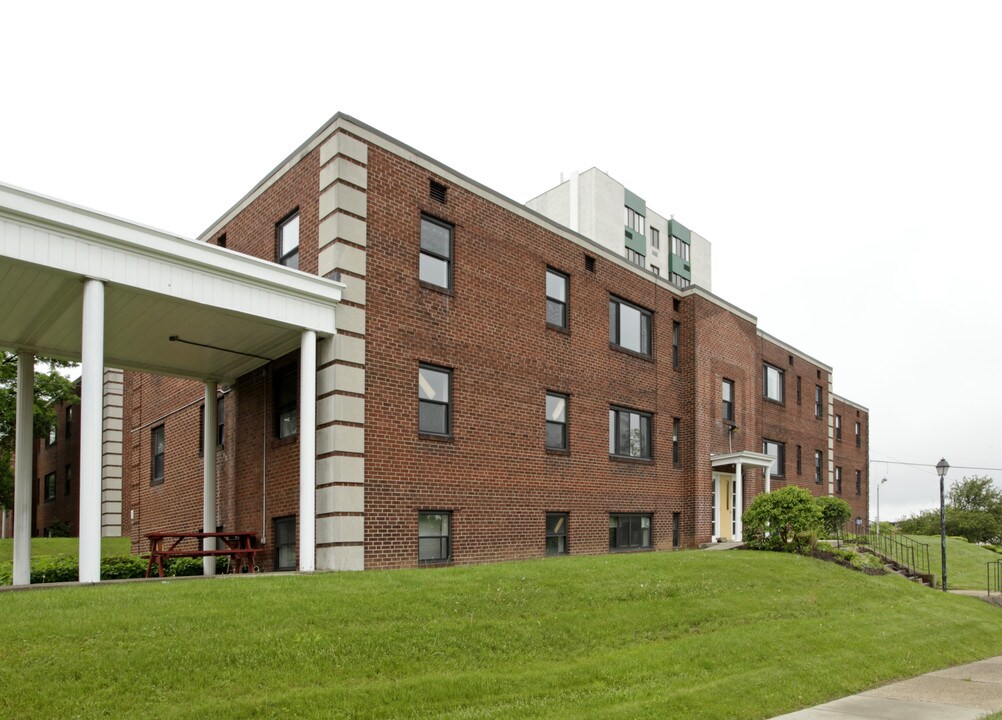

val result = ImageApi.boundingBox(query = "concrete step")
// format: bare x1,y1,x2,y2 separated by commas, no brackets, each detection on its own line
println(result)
699,541,745,551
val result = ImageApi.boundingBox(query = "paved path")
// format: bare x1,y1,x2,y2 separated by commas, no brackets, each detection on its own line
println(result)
769,655,1002,719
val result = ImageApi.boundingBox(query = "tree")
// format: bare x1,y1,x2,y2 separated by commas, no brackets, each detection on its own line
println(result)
0,353,79,509
743,486,823,552
897,475,1002,545
815,496,852,537
948,475,1002,514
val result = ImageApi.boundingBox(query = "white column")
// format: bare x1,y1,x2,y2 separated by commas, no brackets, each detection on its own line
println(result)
79,279,105,583
203,381,218,576
711,473,719,541
298,330,317,572
12,352,34,586
734,461,744,541
765,466,772,494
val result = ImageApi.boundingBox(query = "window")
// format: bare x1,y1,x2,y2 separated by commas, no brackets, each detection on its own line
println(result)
650,226,660,250
276,212,300,269
609,514,651,550
835,467,843,495
671,235,690,262
65,406,73,439
835,414,842,441
763,440,785,477
672,418,680,464
44,472,56,502
625,206,645,234
855,422,861,447
796,445,802,475
418,365,451,436
669,272,690,288
419,215,452,289
652,266,660,276
672,322,681,368
763,364,784,403
796,376,802,405
722,380,735,423
199,396,226,453
419,511,451,563
151,425,165,485
815,385,823,418
274,366,298,439
46,422,56,447
545,268,568,329
814,450,823,484
609,297,652,356
609,407,651,459
856,470,862,496
64,464,71,496
625,247,645,267
545,392,568,451
672,512,681,548
546,513,568,556
274,515,296,570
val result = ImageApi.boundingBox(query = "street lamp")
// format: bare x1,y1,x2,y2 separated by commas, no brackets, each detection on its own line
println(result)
876,477,887,535
936,458,950,592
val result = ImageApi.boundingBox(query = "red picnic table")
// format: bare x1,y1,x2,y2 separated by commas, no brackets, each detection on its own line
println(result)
145,531,260,578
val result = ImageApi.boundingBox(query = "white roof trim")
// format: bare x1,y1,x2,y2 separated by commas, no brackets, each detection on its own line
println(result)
832,393,869,413
711,451,776,469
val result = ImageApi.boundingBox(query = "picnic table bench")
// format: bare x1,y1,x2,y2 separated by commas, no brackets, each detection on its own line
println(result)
145,531,260,578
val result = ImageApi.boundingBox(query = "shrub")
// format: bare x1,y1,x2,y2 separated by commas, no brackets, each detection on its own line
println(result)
815,496,852,537
743,486,823,552
46,519,74,538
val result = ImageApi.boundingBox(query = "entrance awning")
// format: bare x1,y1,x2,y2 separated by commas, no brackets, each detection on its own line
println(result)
711,451,775,472
0,182,341,383
0,182,343,585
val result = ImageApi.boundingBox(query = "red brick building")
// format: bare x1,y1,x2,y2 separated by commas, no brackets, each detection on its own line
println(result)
122,114,869,571
32,386,80,537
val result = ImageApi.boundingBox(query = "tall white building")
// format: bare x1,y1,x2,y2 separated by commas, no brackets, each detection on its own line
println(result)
527,168,711,290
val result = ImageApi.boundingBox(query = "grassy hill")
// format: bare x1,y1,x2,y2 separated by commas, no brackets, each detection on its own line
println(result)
2,549,1002,719
902,534,1001,590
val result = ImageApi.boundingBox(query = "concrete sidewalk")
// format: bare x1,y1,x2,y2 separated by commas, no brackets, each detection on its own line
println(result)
770,656,1002,719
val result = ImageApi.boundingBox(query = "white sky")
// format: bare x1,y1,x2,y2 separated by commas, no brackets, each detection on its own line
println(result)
3,1,1000,521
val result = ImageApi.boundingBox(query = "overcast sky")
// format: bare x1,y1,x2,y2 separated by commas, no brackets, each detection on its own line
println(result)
3,1,999,520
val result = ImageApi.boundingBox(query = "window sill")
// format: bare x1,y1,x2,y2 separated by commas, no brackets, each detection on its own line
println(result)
763,397,785,408
272,435,298,449
419,432,454,443
546,322,569,335
419,281,454,297
609,454,653,464
150,479,164,487
609,546,653,554
418,559,453,567
673,462,683,469
546,447,570,456
609,344,654,363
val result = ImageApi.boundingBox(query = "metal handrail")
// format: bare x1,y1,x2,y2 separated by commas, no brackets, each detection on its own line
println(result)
843,520,931,578
988,560,1002,596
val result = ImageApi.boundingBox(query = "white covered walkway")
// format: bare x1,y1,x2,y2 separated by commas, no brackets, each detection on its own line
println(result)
0,182,342,584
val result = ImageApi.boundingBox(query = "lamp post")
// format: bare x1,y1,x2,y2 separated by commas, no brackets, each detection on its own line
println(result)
876,477,887,535
936,458,950,592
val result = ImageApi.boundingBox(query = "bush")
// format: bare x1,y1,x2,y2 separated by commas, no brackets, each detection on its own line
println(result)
0,554,232,585
743,486,823,552
815,496,852,537
46,519,74,538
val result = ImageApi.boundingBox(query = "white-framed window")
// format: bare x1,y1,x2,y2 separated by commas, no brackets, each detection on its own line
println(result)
763,439,785,477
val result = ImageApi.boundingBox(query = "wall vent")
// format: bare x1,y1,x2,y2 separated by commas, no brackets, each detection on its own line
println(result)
430,180,447,203
585,255,596,272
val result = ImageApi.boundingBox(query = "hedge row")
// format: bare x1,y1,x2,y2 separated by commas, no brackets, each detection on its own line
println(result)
0,555,230,585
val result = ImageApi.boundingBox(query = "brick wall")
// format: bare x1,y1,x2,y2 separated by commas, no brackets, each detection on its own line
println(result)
34,396,80,536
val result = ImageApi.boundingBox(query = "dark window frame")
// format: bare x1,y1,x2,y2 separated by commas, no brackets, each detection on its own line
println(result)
650,226,660,249
835,466,843,495
419,214,454,291
835,414,842,441
545,391,568,451
274,365,298,439
276,210,300,269
763,363,784,404
418,364,452,437
609,513,652,551
609,406,653,460
545,267,569,330
64,464,72,496
815,385,824,418
855,470,862,496
44,472,56,502
672,322,681,368
65,406,73,439
672,417,681,464
418,510,452,563
814,450,823,484
274,515,296,571
722,379,735,423
855,422,862,447
763,439,786,478
796,445,802,475
609,296,653,357
151,425,165,485
546,512,569,556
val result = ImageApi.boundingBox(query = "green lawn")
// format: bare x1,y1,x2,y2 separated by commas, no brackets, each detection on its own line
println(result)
902,535,1001,590
0,536,132,562
2,550,1002,719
